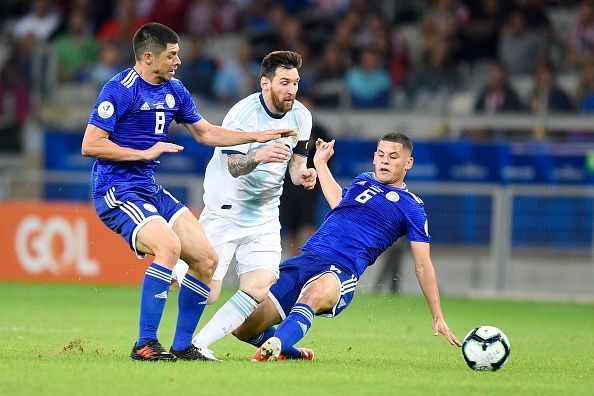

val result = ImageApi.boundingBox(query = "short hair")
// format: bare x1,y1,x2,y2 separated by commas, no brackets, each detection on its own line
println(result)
133,23,179,61
378,132,413,154
260,51,302,80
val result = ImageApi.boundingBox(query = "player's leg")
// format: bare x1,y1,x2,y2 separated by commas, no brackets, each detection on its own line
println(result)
95,188,182,361
262,272,341,361
232,296,283,341
133,218,182,350
164,210,217,359
193,232,280,349
192,269,275,348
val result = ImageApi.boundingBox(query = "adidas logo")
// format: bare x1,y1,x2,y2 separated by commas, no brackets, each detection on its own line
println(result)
140,102,150,110
154,291,168,299
338,298,347,309
297,321,308,335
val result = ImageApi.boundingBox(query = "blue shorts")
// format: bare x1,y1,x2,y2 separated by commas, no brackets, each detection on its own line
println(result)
93,185,187,258
268,252,358,319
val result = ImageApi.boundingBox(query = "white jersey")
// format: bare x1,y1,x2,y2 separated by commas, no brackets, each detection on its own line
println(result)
202,92,312,228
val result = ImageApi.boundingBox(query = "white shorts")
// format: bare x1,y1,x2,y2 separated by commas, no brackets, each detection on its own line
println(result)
200,214,282,281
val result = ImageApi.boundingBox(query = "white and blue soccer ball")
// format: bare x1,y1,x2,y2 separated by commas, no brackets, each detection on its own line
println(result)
462,325,510,371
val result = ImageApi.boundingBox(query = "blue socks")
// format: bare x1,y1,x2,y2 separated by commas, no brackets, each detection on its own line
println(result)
171,273,210,351
137,263,171,346
273,303,314,355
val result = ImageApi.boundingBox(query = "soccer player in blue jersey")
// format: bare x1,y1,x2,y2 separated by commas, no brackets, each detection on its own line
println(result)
81,22,294,361
232,132,462,361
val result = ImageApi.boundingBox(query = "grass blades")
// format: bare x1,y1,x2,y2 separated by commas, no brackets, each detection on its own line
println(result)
0,282,592,395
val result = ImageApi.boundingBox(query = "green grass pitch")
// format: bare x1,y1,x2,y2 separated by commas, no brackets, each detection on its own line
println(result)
0,282,592,395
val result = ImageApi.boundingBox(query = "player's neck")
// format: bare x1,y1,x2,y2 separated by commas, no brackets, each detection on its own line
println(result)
134,63,161,85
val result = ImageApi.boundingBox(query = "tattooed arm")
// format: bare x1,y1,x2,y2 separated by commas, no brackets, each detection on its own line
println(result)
227,143,292,178
227,149,259,177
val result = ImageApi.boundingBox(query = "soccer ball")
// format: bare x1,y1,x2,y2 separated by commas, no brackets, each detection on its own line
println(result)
462,326,510,371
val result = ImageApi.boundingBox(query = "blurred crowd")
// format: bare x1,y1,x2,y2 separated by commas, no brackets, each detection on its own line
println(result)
1,0,594,152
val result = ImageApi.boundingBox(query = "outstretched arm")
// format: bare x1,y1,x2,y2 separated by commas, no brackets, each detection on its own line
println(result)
313,139,342,208
410,241,461,347
81,124,184,161
184,119,295,147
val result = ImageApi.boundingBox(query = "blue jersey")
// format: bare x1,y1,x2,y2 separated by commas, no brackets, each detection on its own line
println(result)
302,172,430,278
88,68,202,198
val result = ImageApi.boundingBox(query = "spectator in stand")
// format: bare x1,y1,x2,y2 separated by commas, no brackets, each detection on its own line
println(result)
498,10,548,76
90,41,122,88
421,0,470,62
345,48,391,108
175,37,218,101
98,0,148,63
54,10,99,82
474,63,523,113
407,35,460,99
576,56,594,112
12,0,61,43
566,0,594,69
460,0,506,63
528,61,574,114
311,45,349,107
0,66,30,153
185,0,240,36
213,41,260,105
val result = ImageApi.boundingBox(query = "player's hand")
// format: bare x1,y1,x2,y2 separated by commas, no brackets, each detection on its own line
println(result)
143,141,184,161
299,168,317,190
313,138,335,166
254,143,292,163
432,317,462,347
254,129,297,143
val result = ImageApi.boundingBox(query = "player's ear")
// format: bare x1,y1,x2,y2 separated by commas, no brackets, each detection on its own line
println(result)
144,51,152,65
260,76,270,90
405,156,414,170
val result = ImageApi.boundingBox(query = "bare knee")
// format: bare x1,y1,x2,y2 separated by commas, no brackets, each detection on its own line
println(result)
186,249,218,279
152,233,181,267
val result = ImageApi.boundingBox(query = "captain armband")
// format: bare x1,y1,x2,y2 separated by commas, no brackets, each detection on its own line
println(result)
293,140,309,156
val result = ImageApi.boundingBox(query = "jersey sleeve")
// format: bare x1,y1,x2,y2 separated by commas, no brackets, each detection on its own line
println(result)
173,84,202,124
219,107,252,155
88,80,131,132
406,206,431,243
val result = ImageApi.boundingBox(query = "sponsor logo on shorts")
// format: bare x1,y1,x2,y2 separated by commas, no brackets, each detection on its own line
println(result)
143,203,158,213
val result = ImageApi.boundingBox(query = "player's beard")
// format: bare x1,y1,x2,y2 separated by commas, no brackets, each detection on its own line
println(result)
271,89,294,113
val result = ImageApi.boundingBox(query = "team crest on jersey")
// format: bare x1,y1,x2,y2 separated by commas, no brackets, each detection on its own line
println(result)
98,101,114,119
143,203,158,213
386,191,400,202
165,94,175,108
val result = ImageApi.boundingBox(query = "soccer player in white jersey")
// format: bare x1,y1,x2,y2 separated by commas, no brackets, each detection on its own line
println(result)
81,23,294,361
172,51,316,360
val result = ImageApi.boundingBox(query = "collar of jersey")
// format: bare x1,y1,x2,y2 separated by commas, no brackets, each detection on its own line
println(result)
132,67,164,86
259,93,286,119
371,173,408,191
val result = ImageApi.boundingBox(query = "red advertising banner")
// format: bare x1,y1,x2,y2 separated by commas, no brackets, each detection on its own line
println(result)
0,202,150,285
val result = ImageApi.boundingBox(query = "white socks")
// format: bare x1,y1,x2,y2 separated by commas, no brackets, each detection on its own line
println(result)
193,289,259,347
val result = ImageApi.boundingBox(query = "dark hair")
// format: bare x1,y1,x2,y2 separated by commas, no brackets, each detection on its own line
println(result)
378,132,413,153
133,23,179,61
260,51,302,79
